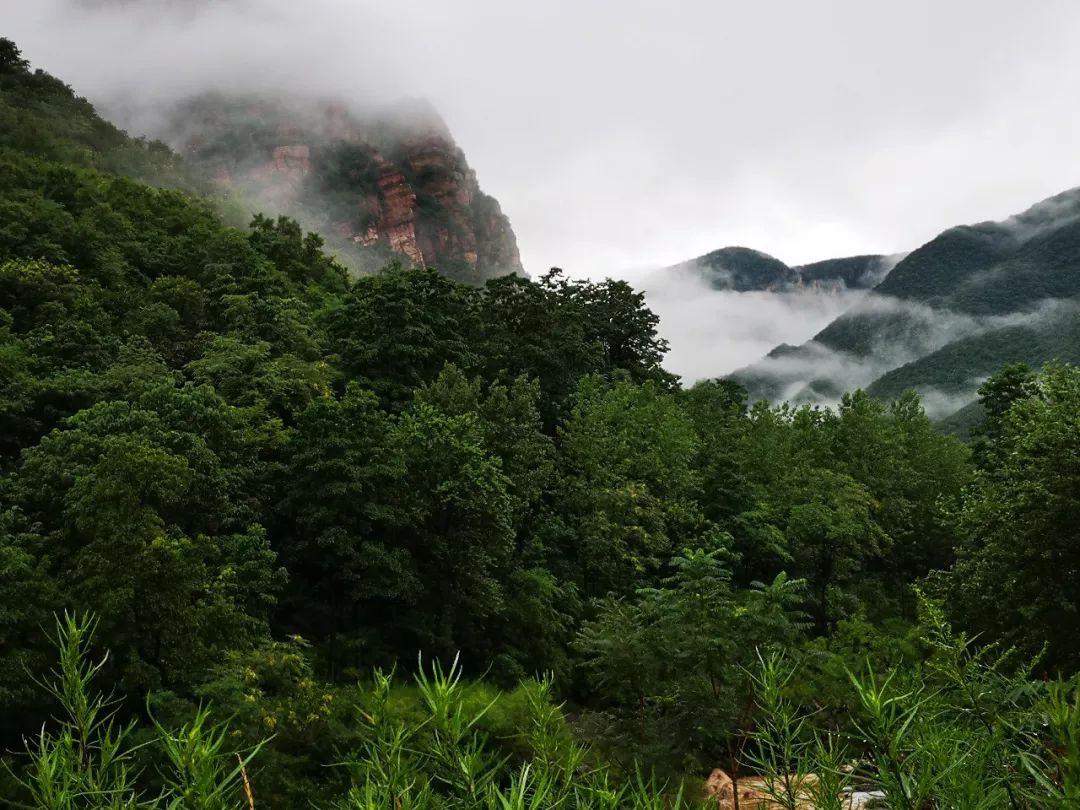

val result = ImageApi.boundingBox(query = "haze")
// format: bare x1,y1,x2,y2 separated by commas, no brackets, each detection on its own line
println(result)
7,0,1080,380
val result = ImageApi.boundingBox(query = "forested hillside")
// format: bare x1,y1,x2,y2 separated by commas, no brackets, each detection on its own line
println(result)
3,38,1080,809
734,189,1080,423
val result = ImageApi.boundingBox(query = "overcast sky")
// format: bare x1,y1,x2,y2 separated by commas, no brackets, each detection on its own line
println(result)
8,0,1080,279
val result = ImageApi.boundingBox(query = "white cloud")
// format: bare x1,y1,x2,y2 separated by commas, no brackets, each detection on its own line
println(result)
6,0,1080,405
628,266,867,382
737,295,1080,411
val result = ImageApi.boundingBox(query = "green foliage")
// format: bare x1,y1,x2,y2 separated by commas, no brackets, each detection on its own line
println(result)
5,613,257,810
740,596,1080,810
709,391,968,627
6,35,1080,808
183,638,355,810
3,384,286,695
575,543,806,774
331,655,698,810
745,651,852,810
326,265,481,409
936,362,1080,670
22,607,1080,809
153,707,263,810
559,376,701,596
0,39,194,189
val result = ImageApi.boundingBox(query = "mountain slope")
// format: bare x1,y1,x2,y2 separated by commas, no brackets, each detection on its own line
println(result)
733,187,1080,416
796,253,899,289
0,38,195,190
1,37,522,285
668,246,798,291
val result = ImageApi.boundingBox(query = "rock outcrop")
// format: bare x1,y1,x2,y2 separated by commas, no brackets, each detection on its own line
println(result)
363,165,424,267
170,95,523,283
704,770,885,810
705,769,819,809
249,144,311,208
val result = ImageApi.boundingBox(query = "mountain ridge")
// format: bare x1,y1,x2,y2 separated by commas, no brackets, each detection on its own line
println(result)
666,245,900,292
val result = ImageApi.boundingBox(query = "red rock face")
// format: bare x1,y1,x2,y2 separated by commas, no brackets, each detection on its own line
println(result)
404,132,522,278
407,135,477,269
181,97,523,281
323,126,522,279
249,144,311,208
372,165,424,266
474,192,523,274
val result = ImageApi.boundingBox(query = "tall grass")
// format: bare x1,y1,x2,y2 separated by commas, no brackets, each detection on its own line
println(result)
4,613,259,810
744,595,1080,810
333,656,693,809
9,605,1080,808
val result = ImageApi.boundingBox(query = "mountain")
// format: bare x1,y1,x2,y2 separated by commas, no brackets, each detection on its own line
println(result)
668,246,798,291
733,188,1080,420
667,246,897,292
162,94,522,283
0,37,522,285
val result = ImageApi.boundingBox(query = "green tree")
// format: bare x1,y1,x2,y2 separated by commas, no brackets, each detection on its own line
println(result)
558,376,701,597
784,468,885,633
326,267,479,410
274,382,406,674
680,379,752,528
4,386,284,694
971,361,1038,468
413,366,575,681
567,274,672,385
386,397,516,663
577,541,805,774
475,271,601,425
938,363,1080,670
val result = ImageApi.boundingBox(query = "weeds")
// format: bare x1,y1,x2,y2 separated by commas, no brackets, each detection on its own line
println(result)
11,607,1080,809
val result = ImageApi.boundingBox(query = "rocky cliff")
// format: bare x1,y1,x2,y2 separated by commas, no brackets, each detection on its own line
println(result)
169,96,523,283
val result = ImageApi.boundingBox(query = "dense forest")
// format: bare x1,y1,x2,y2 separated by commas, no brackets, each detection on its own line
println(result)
3,37,1080,809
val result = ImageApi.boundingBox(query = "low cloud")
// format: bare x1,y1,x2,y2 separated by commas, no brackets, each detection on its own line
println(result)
632,268,867,382
738,294,1080,413
917,385,988,419
856,253,907,288
1001,187,1080,243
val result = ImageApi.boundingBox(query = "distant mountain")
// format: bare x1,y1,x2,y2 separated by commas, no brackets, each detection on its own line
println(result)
733,188,1080,420
668,247,798,291
161,94,523,283
666,246,898,292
